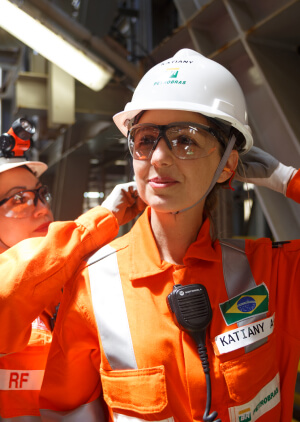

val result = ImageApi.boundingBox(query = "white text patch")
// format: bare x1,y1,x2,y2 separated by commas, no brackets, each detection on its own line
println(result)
215,314,274,355
0,369,44,390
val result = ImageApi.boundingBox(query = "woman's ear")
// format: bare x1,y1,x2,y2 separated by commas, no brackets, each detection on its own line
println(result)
217,150,239,183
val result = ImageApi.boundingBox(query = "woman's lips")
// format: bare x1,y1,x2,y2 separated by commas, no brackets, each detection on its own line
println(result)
34,222,51,233
148,177,178,189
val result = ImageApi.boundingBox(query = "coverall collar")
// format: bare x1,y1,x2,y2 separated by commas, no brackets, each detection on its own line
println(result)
129,207,220,281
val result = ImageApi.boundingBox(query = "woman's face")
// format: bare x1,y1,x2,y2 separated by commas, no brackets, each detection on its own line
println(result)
133,109,230,214
0,167,54,248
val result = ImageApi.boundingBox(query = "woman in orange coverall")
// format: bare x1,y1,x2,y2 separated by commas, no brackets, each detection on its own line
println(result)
0,120,144,421
39,49,300,422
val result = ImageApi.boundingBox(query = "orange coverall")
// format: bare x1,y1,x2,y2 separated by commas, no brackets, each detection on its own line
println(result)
0,207,118,418
39,171,300,422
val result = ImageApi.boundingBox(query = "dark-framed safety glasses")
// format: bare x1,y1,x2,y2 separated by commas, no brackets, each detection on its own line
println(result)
0,185,52,219
128,121,222,161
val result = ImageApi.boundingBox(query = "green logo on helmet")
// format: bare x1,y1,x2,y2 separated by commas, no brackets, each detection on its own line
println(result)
169,68,179,78
153,68,186,86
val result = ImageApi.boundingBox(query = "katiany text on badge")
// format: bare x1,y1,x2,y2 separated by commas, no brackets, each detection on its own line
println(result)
214,314,275,355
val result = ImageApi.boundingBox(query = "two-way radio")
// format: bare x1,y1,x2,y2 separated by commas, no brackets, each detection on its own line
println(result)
167,284,221,422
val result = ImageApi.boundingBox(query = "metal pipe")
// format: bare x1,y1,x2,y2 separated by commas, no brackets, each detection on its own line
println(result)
26,0,139,84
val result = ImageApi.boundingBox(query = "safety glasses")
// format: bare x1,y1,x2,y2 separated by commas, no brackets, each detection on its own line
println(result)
0,185,52,219
128,122,221,161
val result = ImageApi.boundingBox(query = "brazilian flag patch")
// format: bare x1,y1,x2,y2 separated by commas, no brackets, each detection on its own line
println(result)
220,284,269,326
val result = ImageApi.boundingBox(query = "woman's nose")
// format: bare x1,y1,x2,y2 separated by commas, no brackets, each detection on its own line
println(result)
150,137,174,166
33,198,52,217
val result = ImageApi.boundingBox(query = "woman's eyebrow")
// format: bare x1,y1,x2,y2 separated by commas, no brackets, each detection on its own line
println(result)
2,186,27,198
4,180,41,197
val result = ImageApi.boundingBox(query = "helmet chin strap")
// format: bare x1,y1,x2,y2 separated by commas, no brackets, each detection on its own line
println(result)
171,133,237,215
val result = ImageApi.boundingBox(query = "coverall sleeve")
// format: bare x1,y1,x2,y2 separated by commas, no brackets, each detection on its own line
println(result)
39,265,101,411
286,168,300,203
276,168,300,338
0,207,118,354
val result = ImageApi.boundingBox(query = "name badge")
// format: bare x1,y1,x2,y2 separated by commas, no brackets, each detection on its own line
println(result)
214,314,274,355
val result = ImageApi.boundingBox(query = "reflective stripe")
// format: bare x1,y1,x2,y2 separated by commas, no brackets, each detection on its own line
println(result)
220,239,256,297
40,398,106,422
32,316,49,332
113,413,174,422
0,369,44,390
88,245,137,370
0,417,42,421
220,239,268,352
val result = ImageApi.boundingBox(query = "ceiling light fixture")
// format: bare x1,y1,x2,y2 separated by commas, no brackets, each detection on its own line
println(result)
0,0,114,91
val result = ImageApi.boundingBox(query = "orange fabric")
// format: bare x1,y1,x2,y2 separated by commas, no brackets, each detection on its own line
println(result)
0,315,54,417
0,207,118,417
286,168,300,203
40,181,300,422
0,206,118,354
101,366,168,414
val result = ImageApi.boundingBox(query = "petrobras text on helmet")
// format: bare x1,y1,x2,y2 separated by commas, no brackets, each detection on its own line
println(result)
154,80,186,86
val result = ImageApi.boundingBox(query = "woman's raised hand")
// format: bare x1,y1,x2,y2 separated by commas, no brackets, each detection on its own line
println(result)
235,146,297,195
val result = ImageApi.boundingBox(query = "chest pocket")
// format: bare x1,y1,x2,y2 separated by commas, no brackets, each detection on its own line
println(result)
100,366,168,415
88,245,170,419
222,345,281,422
221,335,278,401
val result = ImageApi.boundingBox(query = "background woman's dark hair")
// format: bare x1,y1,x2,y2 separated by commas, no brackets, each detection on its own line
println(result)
22,165,38,177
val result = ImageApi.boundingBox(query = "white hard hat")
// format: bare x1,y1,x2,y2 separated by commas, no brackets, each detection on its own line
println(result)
113,48,253,153
0,157,47,176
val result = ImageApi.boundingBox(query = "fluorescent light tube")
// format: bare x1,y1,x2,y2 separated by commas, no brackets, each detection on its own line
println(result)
0,0,114,91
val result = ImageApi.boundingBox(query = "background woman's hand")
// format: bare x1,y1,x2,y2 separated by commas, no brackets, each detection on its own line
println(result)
101,181,146,225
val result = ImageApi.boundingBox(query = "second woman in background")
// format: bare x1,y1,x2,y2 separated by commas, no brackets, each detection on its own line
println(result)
0,118,144,420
